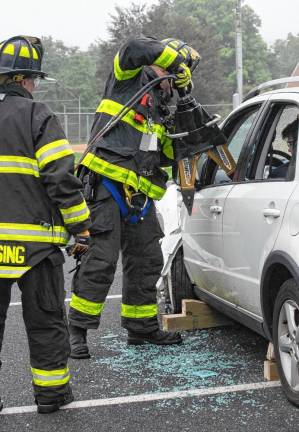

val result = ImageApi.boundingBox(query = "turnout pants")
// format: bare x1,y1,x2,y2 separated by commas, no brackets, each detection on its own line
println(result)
0,250,71,403
69,185,164,334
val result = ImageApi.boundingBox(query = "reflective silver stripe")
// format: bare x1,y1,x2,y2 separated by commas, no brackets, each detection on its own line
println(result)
0,266,30,277
39,144,70,161
32,371,70,382
63,207,89,221
0,228,68,239
0,224,69,244
35,139,73,169
0,157,39,177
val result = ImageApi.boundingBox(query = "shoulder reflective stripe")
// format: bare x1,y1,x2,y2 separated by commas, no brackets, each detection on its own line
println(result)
113,53,142,81
153,46,179,70
97,99,166,139
35,139,73,169
0,223,69,245
138,177,166,200
81,153,139,191
0,156,39,177
31,367,70,387
70,293,104,316
0,266,31,279
121,303,158,319
60,201,90,225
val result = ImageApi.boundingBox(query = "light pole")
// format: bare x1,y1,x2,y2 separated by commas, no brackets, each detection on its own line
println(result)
235,0,243,106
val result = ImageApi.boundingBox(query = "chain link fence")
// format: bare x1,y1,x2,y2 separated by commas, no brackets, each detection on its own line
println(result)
53,103,233,144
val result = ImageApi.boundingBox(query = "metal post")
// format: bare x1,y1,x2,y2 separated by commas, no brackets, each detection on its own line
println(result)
63,105,68,139
86,114,90,142
235,0,243,104
78,96,81,144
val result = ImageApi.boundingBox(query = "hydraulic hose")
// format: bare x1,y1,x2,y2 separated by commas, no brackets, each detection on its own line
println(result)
76,74,176,168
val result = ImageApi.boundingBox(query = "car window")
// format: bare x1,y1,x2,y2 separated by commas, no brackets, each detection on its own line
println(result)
197,104,261,186
250,104,298,181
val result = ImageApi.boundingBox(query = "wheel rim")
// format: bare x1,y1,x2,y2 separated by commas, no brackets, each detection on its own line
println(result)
278,299,299,390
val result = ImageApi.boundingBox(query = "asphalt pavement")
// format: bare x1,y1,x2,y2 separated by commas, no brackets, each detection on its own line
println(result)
1,254,299,431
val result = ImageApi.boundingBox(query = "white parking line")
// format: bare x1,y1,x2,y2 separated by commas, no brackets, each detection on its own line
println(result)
9,294,122,307
0,381,280,415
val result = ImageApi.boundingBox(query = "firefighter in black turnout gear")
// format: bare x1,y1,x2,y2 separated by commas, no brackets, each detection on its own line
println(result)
0,36,91,413
68,37,200,358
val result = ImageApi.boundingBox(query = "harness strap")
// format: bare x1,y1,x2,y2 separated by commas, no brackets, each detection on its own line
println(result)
101,177,152,224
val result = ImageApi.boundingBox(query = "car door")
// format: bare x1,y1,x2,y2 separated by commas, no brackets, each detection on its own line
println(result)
222,101,299,317
182,103,263,295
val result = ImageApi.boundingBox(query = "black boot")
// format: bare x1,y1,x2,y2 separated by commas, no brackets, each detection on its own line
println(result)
36,387,74,414
69,324,90,359
127,329,182,346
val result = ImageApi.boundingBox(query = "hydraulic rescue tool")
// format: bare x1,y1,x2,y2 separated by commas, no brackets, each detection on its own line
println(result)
76,73,236,216
167,86,235,214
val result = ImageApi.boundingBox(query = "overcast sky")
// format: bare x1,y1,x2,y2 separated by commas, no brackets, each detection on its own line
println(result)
1,0,298,49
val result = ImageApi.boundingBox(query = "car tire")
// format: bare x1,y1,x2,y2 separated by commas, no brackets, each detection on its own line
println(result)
273,278,299,406
169,247,194,313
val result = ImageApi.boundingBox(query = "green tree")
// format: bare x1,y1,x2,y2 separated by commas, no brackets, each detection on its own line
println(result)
94,0,271,111
39,36,98,109
267,33,299,78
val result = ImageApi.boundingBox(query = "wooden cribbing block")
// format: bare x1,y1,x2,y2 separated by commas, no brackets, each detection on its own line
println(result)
266,342,275,361
162,314,194,332
264,342,279,381
264,360,279,381
162,299,233,332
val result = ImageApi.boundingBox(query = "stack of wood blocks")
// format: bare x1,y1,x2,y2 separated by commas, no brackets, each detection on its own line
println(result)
162,299,233,331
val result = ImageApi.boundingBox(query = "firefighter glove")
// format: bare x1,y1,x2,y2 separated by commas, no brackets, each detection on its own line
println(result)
67,233,90,259
174,63,192,88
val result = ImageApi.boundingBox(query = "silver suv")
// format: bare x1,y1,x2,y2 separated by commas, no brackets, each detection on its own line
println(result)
157,77,299,406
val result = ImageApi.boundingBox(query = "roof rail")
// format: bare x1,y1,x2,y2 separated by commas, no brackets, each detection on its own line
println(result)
243,76,299,102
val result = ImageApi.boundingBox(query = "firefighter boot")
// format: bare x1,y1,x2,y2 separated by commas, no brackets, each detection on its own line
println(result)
36,385,74,414
69,324,90,359
127,329,182,346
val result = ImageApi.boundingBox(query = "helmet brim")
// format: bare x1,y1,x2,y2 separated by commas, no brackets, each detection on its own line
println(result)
0,67,47,78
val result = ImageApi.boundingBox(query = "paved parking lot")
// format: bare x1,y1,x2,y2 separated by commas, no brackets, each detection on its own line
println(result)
1,254,299,431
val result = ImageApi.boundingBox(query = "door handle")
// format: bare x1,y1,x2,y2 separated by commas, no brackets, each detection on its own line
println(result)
210,205,223,214
263,208,280,218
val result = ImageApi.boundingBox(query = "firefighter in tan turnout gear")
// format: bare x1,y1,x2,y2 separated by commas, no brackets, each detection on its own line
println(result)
0,36,91,414
68,37,200,358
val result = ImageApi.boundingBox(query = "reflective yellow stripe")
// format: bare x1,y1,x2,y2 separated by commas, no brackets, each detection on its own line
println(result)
60,201,90,225
138,177,166,200
81,153,139,191
81,153,166,200
161,136,174,160
153,46,179,70
0,223,69,245
0,266,31,279
0,156,39,177
96,99,166,139
121,303,158,319
35,139,73,169
31,367,70,387
113,53,142,81
0,43,38,59
70,293,104,316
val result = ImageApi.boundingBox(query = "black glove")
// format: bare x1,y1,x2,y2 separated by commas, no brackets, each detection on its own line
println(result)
66,235,89,260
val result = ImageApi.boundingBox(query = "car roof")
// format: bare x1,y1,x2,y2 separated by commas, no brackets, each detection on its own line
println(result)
243,76,299,102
